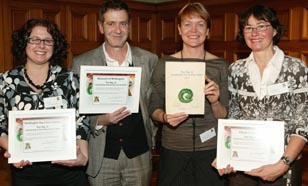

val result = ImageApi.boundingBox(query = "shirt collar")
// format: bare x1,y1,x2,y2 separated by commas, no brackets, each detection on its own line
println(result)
103,42,132,66
245,45,284,70
246,45,285,99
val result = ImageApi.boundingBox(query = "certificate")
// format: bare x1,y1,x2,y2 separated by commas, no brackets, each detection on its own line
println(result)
92,75,129,105
216,119,285,171
8,109,76,163
79,66,141,114
165,62,205,114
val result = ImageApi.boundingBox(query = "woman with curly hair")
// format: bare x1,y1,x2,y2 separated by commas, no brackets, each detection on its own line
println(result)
0,18,90,186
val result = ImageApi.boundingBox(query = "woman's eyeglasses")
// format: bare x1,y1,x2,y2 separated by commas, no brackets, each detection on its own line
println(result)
243,24,272,33
27,37,54,46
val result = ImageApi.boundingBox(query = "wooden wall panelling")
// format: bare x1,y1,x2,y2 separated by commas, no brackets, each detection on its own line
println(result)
157,10,181,56
2,0,14,71
277,8,291,40
209,14,225,41
300,51,308,66
208,11,240,62
0,0,5,72
66,4,101,68
152,0,185,56
4,0,64,69
289,7,303,40
130,11,155,53
302,7,308,40
284,51,300,58
67,5,100,44
127,0,159,41
224,12,238,41
150,13,158,55
206,40,235,63
279,7,308,59
212,50,227,60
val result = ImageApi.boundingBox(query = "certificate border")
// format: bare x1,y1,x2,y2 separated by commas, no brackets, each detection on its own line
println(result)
79,65,142,114
216,119,285,171
8,108,76,163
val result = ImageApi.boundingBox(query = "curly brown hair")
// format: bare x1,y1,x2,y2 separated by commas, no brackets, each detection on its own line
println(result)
12,18,69,66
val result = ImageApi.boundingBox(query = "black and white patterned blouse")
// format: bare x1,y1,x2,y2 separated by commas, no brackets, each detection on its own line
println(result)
0,65,90,140
228,54,308,143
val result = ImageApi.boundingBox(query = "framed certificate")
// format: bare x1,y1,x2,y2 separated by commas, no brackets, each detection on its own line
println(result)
165,62,205,114
216,119,285,171
8,109,76,163
79,65,142,114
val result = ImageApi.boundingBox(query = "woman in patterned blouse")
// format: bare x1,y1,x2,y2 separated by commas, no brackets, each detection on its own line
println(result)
213,5,308,186
0,19,90,186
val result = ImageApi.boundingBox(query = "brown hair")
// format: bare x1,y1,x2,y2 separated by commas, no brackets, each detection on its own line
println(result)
237,5,284,45
12,18,69,65
99,0,130,23
177,2,211,29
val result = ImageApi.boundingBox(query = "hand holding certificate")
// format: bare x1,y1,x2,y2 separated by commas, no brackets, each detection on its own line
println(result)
216,119,285,171
8,109,77,163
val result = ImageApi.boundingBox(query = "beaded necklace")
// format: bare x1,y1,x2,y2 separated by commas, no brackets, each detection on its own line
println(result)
23,66,50,90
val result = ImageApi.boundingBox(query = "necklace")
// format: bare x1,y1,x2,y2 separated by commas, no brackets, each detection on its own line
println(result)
180,50,206,61
24,66,50,90
180,50,206,153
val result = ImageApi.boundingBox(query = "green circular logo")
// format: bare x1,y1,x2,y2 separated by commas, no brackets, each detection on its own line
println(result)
178,88,193,103
87,83,93,95
16,130,23,142
225,136,231,149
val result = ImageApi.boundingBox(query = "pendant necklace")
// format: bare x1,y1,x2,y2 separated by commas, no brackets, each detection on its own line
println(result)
180,50,206,153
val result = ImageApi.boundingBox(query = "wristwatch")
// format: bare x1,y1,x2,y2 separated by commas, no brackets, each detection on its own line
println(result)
280,156,293,166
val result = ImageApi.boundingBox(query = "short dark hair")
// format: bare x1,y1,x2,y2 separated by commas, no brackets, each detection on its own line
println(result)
99,0,131,23
237,5,284,45
178,2,211,29
12,18,69,65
